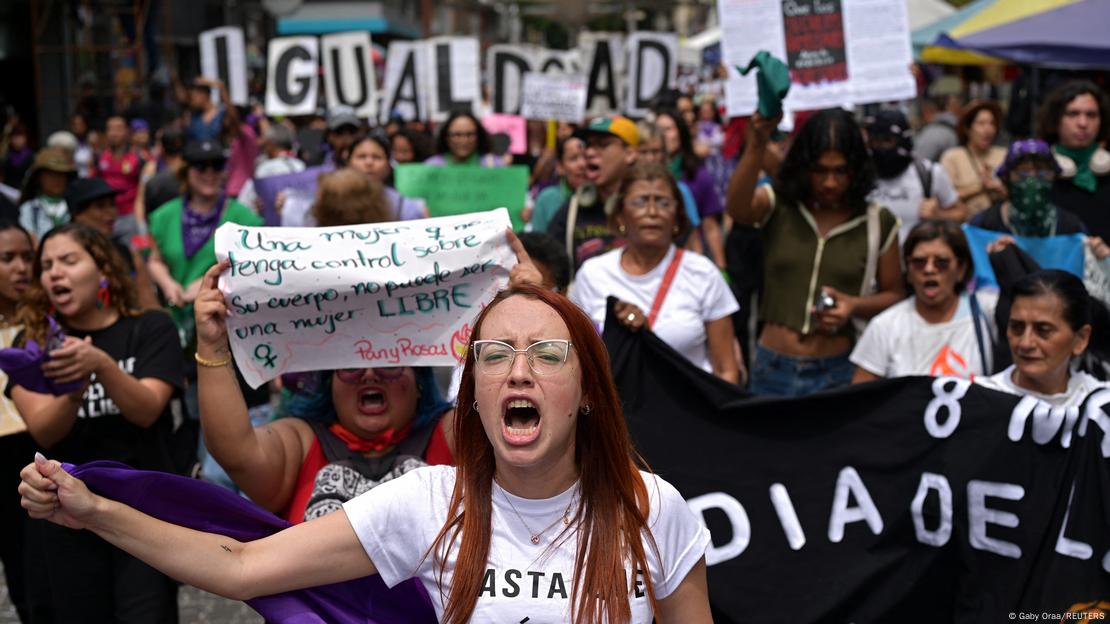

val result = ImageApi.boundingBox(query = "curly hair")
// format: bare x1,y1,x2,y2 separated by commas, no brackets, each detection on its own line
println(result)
16,223,140,347
956,99,1003,146
1036,80,1110,146
435,111,490,159
773,107,877,213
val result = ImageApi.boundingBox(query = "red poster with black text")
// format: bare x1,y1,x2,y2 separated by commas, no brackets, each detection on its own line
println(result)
782,0,848,85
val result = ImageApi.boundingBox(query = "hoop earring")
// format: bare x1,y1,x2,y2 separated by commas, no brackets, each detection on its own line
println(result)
472,400,479,413
618,224,626,236
581,403,591,415
96,278,110,310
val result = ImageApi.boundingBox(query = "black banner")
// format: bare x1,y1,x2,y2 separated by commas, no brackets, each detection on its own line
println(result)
603,300,1110,623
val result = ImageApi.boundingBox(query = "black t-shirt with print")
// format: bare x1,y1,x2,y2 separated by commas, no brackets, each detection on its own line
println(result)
545,195,623,272
21,311,184,470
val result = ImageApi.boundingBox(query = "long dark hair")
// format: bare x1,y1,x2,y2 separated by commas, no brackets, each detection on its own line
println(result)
773,108,877,213
16,223,140,346
433,285,660,624
1036,80,1110,146
392,127,434,163
436,111,490,159
656,108,702,181
280,367,450,430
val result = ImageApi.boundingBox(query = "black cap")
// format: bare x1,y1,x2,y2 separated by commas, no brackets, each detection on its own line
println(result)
865,109,912,140
183,140,229,165
65,178,120,215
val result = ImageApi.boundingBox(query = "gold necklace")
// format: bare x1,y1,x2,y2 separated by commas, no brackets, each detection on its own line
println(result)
498,485,576,545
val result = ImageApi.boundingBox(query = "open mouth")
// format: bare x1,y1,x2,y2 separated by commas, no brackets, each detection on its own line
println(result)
920,279,940,297
357,388,387,414
502,398,542,445
50,285,73,304
585,161,601,180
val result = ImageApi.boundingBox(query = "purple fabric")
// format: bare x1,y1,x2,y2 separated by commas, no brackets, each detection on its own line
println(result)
253,164,334,226
687,165,723,217
996,139,1061,179
65,461,437,624
181,194,226,258
940,0,1110,69
0,316,84,395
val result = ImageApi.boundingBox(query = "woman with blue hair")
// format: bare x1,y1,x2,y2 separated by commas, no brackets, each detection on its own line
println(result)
196,347,454,522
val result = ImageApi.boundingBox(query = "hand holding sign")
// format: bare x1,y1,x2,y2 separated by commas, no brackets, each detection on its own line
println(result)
195,260,232,361
216,209,516,388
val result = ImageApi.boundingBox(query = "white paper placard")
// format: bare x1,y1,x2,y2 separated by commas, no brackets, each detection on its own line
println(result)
321,31,378,121
215,209,515,388
199,27,248,106
265,37,319,117
380,40,428,123
625,32,678,118
425,37,481,122
520,72,588,123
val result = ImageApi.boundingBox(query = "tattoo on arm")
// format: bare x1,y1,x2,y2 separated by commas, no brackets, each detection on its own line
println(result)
221,544,232,553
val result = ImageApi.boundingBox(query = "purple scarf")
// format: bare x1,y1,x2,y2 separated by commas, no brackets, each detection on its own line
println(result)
181,194,226,258
66,461,437,624
0,316,84,395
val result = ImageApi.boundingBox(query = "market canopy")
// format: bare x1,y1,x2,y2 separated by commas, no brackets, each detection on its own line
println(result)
932,0,1110,69
917,0,1081,66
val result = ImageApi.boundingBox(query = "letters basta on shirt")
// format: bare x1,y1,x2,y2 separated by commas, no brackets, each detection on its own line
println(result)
342,465,709,623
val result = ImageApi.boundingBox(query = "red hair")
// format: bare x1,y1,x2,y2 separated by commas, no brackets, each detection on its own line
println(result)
428,285,659,623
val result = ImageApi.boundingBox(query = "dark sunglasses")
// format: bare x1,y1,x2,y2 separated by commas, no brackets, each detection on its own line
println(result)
193,160,226,173
908,255,953,271
334,367,406,384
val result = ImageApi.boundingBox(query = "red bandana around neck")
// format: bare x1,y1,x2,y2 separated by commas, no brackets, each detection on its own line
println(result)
328,422,413,453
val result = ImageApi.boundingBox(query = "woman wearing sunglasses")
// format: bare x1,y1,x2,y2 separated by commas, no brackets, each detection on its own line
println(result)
22,281,711,622
572,161,742,384
851,220,996,382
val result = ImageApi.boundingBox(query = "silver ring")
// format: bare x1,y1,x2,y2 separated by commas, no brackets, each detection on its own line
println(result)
626,313,636,323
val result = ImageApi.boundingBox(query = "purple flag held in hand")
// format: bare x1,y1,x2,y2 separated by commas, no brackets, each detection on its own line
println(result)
66,461,437,624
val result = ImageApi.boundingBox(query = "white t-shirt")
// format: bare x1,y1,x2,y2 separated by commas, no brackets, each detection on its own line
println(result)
570,246,739,373
975,365,1109,409
343,465,710,623
851,292,997,379
868,161,960,242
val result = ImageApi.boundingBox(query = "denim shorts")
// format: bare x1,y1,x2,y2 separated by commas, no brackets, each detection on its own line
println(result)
749,343,853,398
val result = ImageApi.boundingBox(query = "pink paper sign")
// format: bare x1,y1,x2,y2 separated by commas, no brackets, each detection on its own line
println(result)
482,113,527,155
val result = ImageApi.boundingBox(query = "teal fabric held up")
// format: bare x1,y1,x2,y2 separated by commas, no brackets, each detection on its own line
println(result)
736,51,791,118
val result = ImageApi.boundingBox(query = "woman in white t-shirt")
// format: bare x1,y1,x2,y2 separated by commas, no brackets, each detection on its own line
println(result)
852,220,996,381
976,270,1108,408
571,161,742,384
20,282,712,623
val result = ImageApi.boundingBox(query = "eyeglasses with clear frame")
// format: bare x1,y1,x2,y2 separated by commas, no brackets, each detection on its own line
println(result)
471,339,573,376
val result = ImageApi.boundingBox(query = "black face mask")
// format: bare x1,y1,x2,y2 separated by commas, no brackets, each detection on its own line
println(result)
871,146,912,179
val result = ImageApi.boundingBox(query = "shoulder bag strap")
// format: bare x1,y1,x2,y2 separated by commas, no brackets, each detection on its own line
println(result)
647,249,685,329
565,192,580,278
860,204,881,298
968,292,993,375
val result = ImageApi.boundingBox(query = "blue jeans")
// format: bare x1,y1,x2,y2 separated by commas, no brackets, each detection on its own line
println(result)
749,343,853,397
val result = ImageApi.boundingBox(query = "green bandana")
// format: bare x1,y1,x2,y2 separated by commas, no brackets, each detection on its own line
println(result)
668,155,684,181
1055,143,1098,193
1006,177,1057,237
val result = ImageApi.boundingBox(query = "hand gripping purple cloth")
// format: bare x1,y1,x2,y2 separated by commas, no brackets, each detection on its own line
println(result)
0,316,84,396
65,461,437,624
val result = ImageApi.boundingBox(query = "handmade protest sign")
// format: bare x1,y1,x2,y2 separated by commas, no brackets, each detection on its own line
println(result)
717,0,915,115
579,33,625,118
321,32,378,121
252,164,333,226
487,45,535,115
625,32,677,118
215,209,515,389
265,37,319,116
425,37,481,122
380,40,428,123
604,300,1110,623
199,27,248,106
482,113,526,155
394,165,529,231
520,73,588,123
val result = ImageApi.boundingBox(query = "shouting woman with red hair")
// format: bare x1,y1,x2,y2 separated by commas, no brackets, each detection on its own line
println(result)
20,273,712,621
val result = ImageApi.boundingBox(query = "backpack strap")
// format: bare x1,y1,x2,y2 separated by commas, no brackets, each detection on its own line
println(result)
968,292,993,375
914,159,933,200
565,191,580,278
860,203,881,298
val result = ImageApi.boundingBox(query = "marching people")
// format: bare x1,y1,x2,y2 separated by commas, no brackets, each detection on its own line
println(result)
940,100,1008,217
20,283,712,623
342,134,429,221
17,147,75,239
571,161,743,384
12,223,185,622
530,135,588,233
726,109,904,396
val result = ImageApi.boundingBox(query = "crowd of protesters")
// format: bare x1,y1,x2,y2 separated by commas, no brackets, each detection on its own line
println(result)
2,68,1110,622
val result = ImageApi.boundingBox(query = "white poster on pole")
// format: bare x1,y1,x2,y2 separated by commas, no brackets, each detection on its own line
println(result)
426,37,481,122
380,40,428,123
199,27,248,106
321,32,378,121
487,44,536,115
625,32,678,118
579,33,625,118
265,37,319,117
520,73,588,123
215,209,516,389
717,0,915,116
